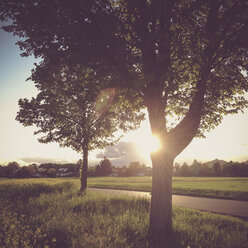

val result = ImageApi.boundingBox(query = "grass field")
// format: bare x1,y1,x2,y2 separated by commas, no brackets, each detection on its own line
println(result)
0,179,248,248
1,176,248,201
87,176,248,201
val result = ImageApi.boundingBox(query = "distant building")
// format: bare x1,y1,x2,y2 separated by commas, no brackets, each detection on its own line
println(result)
56,168,73,177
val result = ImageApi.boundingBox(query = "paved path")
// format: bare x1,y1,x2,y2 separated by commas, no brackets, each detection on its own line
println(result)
89,188,248,219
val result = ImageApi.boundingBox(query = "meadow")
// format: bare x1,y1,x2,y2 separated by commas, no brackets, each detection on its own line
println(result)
0,178,248,248
87,176,248,201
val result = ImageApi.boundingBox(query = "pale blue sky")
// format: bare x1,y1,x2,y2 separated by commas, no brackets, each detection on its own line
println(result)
0,27,248,166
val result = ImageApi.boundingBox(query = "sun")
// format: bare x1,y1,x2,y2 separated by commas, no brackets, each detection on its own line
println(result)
148,135,161,152
136,134,161,155
122,119,162,159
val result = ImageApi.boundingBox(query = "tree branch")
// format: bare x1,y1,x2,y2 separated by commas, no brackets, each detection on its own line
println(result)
167,66,209,156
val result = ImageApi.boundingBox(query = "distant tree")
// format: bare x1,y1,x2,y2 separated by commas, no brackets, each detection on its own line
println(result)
222,161,248,177
233,163,245,177
223,163,233,177
0,166,8,178
192,159,200,167
213,161,222,176
1,0,247,243
98,157,113,176
0,165,4,177
199,164,213,177
46,168,57,178
173,162,181,176
181,162,190,177
8,161,20,170
240,163,248,177
190,160,201,176
4,162,20,177
127,162,141,176
28,164,38,174
117,165,129,177
39,163,56,170
65,163,80,177
15,165,37,178
87,166,96,177
16,66,144,192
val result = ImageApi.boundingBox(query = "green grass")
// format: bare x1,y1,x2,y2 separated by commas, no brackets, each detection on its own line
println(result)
2,176,248,200
0,179,248,248
87,176,248,201
0,178,74,202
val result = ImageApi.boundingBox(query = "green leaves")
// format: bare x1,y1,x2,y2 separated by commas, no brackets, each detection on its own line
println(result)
16,62,144,154
2,0,247,149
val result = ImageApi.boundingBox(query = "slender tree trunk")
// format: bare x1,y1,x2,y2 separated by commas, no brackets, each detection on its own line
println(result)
80,147,88,192
148,149,174,247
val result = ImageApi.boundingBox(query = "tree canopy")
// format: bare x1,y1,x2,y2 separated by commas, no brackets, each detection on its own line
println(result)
16,65,144,152
1,0,247,141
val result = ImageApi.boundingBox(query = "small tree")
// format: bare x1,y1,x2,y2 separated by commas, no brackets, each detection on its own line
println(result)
190,160,201,176
5,162,20,178
96,157,113,176
7,161,20,170
213,161,222,176
127,161,143,176
180,162,190,177
16,66,144,192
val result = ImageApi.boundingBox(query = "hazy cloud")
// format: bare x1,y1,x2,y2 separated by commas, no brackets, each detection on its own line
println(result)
19,157,98,167
96,141,146,167
19,157,77,165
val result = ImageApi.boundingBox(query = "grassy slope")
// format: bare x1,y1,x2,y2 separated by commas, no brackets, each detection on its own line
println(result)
87,176,248,201
0,179,248,248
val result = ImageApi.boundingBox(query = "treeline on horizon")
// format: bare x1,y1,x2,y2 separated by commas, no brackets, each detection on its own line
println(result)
0,159,248,178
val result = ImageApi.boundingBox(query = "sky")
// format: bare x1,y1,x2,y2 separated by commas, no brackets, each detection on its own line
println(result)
0,26,248,167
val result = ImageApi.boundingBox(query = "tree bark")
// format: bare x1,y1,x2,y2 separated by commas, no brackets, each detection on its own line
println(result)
146,90,175,246
80,147,88,192
146,74,206,246
148,149,174,247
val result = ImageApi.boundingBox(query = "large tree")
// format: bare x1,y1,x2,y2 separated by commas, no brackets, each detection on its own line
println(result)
16,65,144,192
1,0,247,245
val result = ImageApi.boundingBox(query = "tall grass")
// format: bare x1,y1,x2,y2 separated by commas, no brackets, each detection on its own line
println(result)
0,179,74,202
0,179,248,248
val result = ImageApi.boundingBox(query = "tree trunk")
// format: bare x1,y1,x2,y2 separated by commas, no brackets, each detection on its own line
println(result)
148,149,174,247
80,147,88,192
146,86,175,246
145,71,207,246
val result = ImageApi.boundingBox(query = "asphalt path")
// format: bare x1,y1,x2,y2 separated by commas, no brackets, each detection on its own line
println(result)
89,188,248,219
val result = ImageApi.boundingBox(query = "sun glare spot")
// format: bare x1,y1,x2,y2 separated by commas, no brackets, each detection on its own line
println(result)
149,135,161,152
136,134,161,156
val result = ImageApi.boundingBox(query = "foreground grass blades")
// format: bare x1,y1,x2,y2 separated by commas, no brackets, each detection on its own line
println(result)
0,179,248,248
